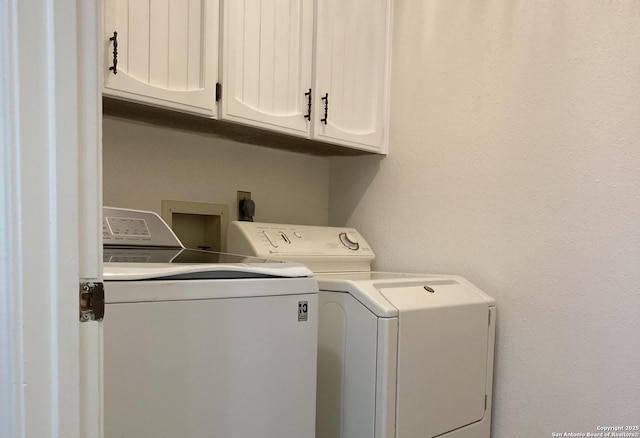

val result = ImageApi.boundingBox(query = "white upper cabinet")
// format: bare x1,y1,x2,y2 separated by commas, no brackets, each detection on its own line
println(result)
313,0,392,153
221,0,314,137
102,0,392,153
222,0,393,153
103,0,219,117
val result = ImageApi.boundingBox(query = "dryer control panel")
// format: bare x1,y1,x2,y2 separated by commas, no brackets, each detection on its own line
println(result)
227,222,375,273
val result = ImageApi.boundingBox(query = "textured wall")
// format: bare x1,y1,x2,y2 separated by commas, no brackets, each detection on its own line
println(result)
103,116,329,225
330,1,640,436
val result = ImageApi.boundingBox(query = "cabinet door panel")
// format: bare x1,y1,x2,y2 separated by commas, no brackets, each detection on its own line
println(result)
104,0,218,116
149,0,170,87
187,0,206,90
127,1,151,82
222,0,313,136
314,0,392,153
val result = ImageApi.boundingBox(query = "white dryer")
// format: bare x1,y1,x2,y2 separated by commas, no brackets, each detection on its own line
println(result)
228,222,496,438
102,208,319,438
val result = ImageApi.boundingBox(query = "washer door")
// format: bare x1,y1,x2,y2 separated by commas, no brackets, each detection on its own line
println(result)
380,282,491,438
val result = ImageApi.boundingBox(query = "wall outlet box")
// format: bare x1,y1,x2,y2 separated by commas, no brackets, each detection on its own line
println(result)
237,191,252,221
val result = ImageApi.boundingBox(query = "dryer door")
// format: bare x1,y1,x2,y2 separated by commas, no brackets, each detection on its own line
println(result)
380,282,491,438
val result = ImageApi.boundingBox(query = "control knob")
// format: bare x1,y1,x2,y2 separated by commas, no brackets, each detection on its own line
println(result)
339,232,360,250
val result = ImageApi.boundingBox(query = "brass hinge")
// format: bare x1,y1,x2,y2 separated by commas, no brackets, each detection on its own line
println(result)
79,281,105,322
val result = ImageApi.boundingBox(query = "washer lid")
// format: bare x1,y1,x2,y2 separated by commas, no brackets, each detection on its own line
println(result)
104,246,290,264
104,261,313,281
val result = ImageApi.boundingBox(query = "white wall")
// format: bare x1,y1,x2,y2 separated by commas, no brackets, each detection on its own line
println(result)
330,1,640,436
103,116,330,225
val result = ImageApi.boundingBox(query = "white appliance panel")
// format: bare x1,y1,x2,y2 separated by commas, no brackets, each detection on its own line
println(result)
317,292,380,438
104,276,317,303
104,288,318,438
374,317,398,438
103,206,182,247
381,285,490,437
227,222,375,272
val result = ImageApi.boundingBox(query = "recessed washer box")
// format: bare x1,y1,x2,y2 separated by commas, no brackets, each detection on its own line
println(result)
161,200,229,252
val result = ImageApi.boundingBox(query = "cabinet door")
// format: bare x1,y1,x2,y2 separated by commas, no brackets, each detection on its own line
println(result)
314,0,392,153
222,0,313,137
103,0,219,116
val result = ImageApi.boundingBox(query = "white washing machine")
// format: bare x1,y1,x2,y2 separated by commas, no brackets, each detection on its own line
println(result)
102,208,319,438
228,222,496,438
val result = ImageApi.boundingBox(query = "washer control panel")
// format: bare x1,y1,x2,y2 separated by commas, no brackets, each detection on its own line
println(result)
103,207,182,247
227,222,375,272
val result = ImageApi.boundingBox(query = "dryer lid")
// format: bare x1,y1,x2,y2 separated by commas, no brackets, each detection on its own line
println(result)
314,273,495,317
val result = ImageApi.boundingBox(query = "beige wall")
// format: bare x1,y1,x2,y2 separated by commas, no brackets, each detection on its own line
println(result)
103,116,330,225
330,1,640,436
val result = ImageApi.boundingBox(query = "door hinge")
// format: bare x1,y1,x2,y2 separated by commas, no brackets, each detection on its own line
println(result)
80,281,105,322
488,310,492,326
484,394,488,410
215,82,222,101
